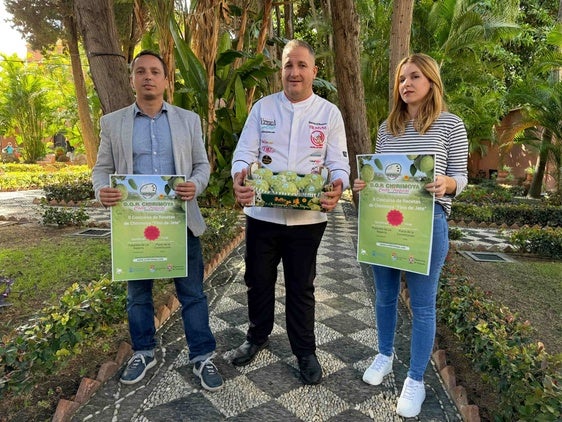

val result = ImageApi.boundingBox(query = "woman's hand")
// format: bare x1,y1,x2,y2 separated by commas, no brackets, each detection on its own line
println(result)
425,175,456,198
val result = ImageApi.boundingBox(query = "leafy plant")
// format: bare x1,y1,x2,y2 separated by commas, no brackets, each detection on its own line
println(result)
509,227,562,259
0,278,126,395
40,205,89,227
438,262,562,420
43,179,94,203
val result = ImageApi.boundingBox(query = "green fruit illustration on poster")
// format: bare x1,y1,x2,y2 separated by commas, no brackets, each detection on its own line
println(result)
419,155,434,173
115,183,128,200
361,164,375,182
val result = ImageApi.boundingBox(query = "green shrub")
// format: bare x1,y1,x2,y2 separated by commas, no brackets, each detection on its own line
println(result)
451,203,562,227
0,165,91,191
545,191,562,206
200,207,242,261
509,227,562,259
457,183,513,204
40,205,90,227
448,227,464,240
43,178,94,203
0,278,126,395
438,265,562,420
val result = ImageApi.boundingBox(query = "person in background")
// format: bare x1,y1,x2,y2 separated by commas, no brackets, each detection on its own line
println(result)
92,50,223,391
2,142,14,155
353,53,468,418
230,39,350,385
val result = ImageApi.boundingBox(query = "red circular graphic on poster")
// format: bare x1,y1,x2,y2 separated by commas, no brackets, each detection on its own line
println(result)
144,225,161,241
387,209,404,226
310,130,325,147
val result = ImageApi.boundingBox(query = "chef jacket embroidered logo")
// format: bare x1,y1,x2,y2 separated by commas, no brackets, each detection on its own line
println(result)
260,118,276,133
261,146,275,154
310,130,325,148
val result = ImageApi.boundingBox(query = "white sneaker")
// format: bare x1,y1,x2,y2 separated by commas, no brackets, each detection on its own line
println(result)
362,353,393,385
396,377,426,418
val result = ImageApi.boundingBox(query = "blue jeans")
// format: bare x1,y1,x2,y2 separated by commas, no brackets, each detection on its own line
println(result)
372,205,449,381
126,230,216,363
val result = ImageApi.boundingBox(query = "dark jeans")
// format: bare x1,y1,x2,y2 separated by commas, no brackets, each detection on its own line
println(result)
243,216,327,357
126,230,216,362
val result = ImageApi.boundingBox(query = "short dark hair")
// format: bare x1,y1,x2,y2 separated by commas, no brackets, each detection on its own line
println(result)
130,50,168,78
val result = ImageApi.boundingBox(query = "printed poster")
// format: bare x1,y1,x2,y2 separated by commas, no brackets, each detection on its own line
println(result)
357,154,435,275
110,175,188,281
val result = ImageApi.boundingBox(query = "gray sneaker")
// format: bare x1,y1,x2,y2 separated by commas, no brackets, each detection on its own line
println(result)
193,357,224,391
120,353,156,385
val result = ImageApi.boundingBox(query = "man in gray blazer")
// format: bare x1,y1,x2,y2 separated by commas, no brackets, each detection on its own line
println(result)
92,50,223,391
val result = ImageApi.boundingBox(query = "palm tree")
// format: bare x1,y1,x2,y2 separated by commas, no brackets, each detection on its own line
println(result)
507,79,562,197
412,0,520,154
0,57,52,163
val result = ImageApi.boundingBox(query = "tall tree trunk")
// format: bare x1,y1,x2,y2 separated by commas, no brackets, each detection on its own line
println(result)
330,0,370,204
246,0,273,110
388,0,414,107
529,0,562,197
528,128,550,198
284,1,293,39
64,14,99,168
320,0,335,88
146,0,175,103
191,0,222,172
75,0,134,115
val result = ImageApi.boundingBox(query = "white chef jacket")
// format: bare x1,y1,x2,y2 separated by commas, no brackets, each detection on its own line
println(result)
232,92,350,226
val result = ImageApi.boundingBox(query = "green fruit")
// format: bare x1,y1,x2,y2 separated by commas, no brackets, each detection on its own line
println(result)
419,155,434,173
279,170,298,181
407,154,419,160
170,176,185,190
247,178,270,192
128,179,138,190
252,167,273,180
304,184,322,194
115,184,128,200
374,158,383,170
360,164,375,182
279,181,298,194
296,176,309,190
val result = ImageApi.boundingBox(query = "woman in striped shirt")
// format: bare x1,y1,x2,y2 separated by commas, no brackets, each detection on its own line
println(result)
354,53,468,418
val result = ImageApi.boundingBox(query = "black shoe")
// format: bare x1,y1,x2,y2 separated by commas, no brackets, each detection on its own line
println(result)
298,353,322,385
231,340,269,366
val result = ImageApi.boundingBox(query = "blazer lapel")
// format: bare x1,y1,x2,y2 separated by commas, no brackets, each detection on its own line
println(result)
120,105,135,173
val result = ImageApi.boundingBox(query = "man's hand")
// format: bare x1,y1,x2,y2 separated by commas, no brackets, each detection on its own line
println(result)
233,168,254,206
352,178,366,192
321,178,343,212
99,186,122,207
174,181,197,201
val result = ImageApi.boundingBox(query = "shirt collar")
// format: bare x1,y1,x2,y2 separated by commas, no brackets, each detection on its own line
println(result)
133,102,169,117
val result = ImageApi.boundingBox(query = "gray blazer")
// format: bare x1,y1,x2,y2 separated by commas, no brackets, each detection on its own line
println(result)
92,102,210,237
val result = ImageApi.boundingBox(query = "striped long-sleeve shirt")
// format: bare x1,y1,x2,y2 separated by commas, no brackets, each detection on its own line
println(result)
375,112,468,216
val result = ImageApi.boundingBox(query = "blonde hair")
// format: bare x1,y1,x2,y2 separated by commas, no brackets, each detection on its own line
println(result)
387,53,446,136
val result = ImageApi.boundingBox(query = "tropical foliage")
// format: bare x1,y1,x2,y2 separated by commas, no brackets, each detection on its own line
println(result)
0,56,52,162
2,0,562,194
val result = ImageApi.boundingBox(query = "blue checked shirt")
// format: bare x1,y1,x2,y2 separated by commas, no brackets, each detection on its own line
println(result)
132,103,175,175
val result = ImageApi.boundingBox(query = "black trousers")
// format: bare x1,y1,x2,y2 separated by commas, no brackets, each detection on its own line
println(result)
243,216,327,357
